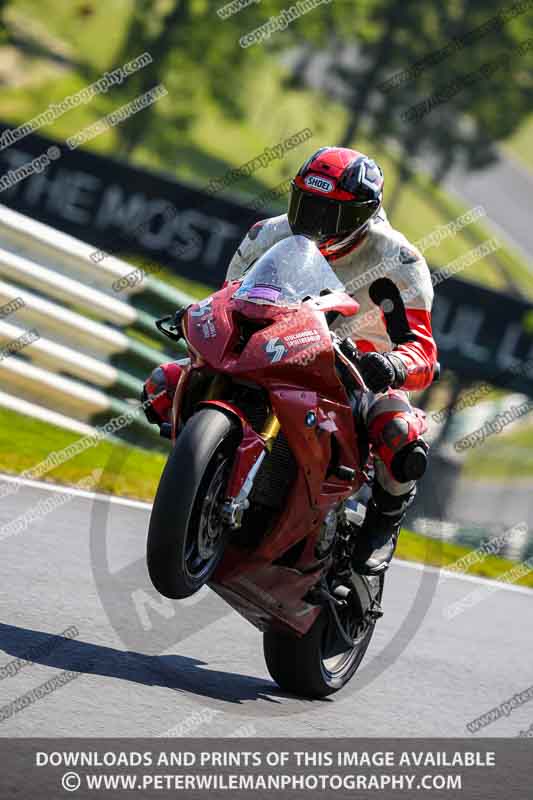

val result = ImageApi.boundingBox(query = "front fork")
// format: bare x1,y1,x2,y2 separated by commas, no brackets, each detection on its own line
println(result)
221,411,280,529
200,375,281,530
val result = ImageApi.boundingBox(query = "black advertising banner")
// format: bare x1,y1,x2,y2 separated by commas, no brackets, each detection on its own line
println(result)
0,122,262,286
432,276,533,395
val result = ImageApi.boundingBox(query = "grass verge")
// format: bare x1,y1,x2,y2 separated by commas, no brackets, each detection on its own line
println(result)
397,529,533,588
0,406,165,502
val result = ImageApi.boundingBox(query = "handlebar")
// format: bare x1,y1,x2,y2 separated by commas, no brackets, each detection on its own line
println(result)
332,336,369,393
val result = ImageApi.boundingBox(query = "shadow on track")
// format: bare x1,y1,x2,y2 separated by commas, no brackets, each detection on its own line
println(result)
0,623,327,707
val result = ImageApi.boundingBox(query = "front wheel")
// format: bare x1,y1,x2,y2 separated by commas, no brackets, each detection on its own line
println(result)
147,408,239,599
263,574,384,698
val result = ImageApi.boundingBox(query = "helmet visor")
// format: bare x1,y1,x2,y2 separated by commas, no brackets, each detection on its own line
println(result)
288,181,378,241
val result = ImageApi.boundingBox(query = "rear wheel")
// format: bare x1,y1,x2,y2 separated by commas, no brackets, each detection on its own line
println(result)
147,408,239,599
263,574,383,698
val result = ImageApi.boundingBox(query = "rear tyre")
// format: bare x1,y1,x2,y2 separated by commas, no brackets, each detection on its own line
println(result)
263,575,383,698
147,408,239,599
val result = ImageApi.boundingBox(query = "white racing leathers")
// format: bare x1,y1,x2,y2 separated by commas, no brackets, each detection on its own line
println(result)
226,210,437,494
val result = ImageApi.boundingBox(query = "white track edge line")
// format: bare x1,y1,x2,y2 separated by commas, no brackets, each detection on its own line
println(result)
0,473,152,510
395,558,533,595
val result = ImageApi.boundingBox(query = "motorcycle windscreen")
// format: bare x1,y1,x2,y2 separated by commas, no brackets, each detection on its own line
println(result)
233,235,344,308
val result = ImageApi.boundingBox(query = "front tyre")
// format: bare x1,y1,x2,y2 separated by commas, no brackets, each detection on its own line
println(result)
147,408,239,599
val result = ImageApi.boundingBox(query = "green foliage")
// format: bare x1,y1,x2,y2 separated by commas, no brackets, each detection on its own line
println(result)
1,0,531,296
5,0,532,179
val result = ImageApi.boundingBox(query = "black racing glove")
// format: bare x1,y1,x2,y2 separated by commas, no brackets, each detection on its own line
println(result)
358,351,407,393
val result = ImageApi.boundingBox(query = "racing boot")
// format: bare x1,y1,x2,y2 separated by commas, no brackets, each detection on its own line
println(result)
350,483,416,575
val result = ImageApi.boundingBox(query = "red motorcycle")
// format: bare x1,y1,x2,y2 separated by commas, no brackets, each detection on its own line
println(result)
146,236,388,698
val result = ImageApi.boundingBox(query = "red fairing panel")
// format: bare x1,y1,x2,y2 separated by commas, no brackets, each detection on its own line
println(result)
185,286,350,403
184,286,237,365
394,308,438,392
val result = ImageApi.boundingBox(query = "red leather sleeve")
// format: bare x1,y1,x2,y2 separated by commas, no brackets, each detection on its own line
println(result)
394,309,438,392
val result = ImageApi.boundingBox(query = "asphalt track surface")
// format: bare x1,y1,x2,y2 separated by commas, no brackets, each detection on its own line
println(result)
0,475,532,739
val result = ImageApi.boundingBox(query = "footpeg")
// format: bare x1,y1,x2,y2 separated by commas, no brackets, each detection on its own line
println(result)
306,584,348,608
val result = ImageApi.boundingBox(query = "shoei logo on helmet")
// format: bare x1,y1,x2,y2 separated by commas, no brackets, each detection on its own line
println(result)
305,174,334,193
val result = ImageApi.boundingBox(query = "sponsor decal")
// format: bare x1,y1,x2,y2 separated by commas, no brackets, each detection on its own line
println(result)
264,330,322,364
192,299,217,338
264,337,288,363
248,285,281,303
285,328,321,349
284,328,323,366
304,174,334,193
201,319,217,339
399,246,419,264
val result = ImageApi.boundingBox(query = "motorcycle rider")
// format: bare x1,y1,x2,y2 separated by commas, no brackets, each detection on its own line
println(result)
223,147,438,574
143,146,437,574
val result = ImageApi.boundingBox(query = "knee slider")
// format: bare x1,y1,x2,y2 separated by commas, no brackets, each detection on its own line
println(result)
391,439,428,482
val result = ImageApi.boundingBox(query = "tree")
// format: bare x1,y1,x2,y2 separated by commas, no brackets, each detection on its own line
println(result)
112,0,268,156
282,0,533,194
112,0,364,156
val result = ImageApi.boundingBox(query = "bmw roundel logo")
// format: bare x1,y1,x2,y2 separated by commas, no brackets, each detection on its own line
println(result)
305,411,317,427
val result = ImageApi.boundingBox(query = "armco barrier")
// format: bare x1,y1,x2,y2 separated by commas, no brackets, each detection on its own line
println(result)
0,279,168,379
0,204,196,445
